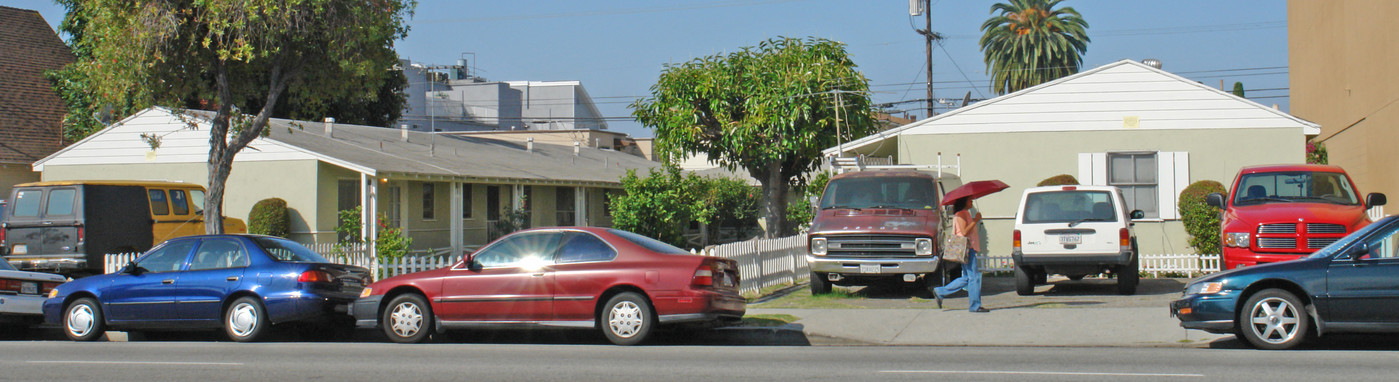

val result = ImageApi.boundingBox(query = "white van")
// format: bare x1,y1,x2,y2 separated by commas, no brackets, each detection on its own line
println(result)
1012,185,1144,295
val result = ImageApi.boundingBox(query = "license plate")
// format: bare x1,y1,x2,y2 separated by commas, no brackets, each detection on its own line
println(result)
21,282,37,295
11,244,26,255
860,264,880,274
1059,234,1082,245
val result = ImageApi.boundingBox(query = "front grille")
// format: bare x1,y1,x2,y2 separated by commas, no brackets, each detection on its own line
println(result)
1258,224,1297,234
826,235,921,258
1308,237,1341,249
1306,223,1346,234
1257,237,1297,249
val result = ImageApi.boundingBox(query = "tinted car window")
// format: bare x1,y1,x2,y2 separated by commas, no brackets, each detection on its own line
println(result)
1023,191,1117,224
12,190,41,217
149,190,170,215
254,237,329,263
820,177,937,210
45,189,76,216
0,259,14,271
558,232,617,263
136,240,196,273
190,238,250,270
608,229,689,255
474,231,562,268
170,189,190,215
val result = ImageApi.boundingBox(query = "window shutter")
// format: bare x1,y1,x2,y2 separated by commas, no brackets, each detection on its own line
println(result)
1155,151,1190,220
1077,153,1108,186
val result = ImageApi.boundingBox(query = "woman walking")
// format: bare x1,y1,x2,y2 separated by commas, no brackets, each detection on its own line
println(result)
935,198,990,313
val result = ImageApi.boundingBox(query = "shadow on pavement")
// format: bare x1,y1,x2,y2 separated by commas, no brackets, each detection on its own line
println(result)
353,325,813,346
1208,333,1399,351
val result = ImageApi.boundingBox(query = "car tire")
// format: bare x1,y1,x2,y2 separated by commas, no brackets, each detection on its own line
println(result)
383,293,434,344
1034,270,1048,285
63,297,106,341
225,296,269,342
1238,288,1310,350
601,292,654,346
1014,266,1034,296
810,272,832,295
1067,275,1085,281
1117,255,1140,295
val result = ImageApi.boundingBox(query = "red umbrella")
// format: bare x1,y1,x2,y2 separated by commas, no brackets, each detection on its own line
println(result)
940,180,1010,206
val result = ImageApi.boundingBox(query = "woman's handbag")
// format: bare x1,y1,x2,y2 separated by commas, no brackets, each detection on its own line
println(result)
941,233,969,264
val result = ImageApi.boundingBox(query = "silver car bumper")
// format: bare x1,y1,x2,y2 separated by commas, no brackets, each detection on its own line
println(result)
806,255,940,274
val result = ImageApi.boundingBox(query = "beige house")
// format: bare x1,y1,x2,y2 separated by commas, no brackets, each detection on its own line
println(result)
826,59,1318,256
33,107,659,254
1289,0,1399,200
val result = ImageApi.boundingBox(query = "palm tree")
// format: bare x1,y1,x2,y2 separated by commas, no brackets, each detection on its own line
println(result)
979,0,1090,95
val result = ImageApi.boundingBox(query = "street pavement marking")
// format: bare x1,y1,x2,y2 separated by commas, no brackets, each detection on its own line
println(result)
28,361,242,366
880,370,1204,378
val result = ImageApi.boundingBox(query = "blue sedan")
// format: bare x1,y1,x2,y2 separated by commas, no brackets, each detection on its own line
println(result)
1173,215,1399,349
44,235,369,342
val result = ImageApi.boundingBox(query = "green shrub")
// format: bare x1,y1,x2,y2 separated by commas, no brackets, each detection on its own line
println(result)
375,214,412,261
248,198,290,238
336,206,362,242
786,171,831,229
1037,174,1079,186
610,166,701,247
1179,180,1226,255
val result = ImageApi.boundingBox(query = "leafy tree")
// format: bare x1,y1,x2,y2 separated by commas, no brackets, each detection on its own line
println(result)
1232,82,1246,98
71,0,414,234
610,166,703,247
248,198,290,238
1037,174,1079,186
979,0,1091,95
696,176,762,245
786,171,831,230
632,37,875,238
1179,180,1227,255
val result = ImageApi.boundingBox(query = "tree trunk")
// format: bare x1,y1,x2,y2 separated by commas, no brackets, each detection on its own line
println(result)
754,160,790,239
203,60,291,234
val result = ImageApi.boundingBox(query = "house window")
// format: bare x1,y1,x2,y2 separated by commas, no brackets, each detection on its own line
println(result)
462,185,473,220
385,186,402,228
1108,152,1158,219
422,183,436,220
487,185,501,221
556,187,576,226
338,179,360,212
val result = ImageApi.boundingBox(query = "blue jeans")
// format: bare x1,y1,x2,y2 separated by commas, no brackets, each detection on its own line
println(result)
934,248,982,311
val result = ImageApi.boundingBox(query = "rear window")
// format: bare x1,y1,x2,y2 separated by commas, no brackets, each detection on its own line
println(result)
1023,191,1118,224
12,190,41,217
253,236,329,263
608,229,689,255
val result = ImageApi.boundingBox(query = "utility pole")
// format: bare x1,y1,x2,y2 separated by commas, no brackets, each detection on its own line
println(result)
911,0,942,118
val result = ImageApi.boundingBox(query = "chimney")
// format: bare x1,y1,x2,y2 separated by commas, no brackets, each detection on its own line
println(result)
574,141,580,156
400,124,409,142
324,117,335,137
527,137,534,153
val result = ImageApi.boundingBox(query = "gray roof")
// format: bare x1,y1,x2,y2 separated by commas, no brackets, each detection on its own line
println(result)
195,111,659,186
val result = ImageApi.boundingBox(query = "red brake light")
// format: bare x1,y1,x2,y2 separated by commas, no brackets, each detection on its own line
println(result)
692,264,714,287
0,279,18,292
298,270,332,283
1120,228,1131,247
76,225,84,242
1012,230,1022,250
1062,186,1076,191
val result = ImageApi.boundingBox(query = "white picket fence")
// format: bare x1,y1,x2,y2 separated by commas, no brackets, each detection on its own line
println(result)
698,234,810,295
977,253,1222,276
103,242,461,281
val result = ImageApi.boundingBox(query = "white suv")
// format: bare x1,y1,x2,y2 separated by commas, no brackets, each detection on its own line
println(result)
1012,185,1143,295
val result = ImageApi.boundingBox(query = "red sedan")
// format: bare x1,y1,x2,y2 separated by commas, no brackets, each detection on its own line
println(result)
351,227,745,345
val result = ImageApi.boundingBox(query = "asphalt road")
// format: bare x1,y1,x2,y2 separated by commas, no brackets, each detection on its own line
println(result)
5,337,1399,381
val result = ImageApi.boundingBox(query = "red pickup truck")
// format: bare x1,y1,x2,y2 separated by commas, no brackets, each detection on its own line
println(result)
1207,164,1386,269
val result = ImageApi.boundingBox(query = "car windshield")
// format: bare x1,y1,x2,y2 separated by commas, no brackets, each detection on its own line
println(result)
1234,171,1359,206
1022,191,1118,224
608,229,690,255
0,259,14,271
253,236,329,263
1308,215,1398,259
819,177,938,210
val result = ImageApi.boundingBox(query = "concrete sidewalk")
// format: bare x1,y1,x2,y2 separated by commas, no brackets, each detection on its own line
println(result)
747,307,1229,347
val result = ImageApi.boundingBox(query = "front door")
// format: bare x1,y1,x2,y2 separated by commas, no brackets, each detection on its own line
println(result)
1326,223,1399,323
173,238,250,323
103,240,196,323
438,231,561,322
550,231,619,322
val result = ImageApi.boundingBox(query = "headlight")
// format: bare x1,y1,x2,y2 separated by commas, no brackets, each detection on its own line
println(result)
915,238,933,256
811,237,827,256
1185,281,1224,296
1224,232,1250,248
359,287,373,298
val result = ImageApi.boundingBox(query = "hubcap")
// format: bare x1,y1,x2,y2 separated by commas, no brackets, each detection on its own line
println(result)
389,302,423,337
229,302,259,337
67,304,94,337
1249,297,1300,344
608,301,643,338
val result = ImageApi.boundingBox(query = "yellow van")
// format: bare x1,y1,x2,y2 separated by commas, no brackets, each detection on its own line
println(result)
2,180,246,276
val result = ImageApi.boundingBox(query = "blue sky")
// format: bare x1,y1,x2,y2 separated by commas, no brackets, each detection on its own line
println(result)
23,0,1288,138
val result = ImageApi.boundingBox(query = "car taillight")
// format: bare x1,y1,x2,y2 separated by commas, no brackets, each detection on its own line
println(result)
41,282,62,294
76,225,84,242
1120,228,1131,249
0,279,18,293
1012,230,1021,251
1,224,6,245
298,270,333,283
692,264,714,287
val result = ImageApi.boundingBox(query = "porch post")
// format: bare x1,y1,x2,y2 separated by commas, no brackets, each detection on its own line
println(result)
450,182,463,256
575,186,586,226
362,173,378,258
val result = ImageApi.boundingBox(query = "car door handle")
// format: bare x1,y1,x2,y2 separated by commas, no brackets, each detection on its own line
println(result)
162,279,175,284
226,276,240,282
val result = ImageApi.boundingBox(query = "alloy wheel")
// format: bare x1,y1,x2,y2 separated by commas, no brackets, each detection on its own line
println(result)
1248,296,1300,345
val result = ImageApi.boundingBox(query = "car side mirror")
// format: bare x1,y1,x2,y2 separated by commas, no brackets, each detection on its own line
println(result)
1347,243,1373,261
462,253,482,271
1205,193,1226,209
1130,210,1145,220
123,261,143,275
1367,193,1387,207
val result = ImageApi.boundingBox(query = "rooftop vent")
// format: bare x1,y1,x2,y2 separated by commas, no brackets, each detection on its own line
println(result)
1142,58,1162,69
400,124,410,142
574,141,580,156
324,117,335,137
527,137,534,153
